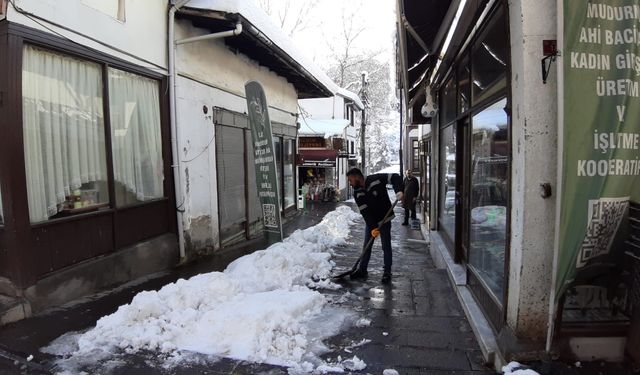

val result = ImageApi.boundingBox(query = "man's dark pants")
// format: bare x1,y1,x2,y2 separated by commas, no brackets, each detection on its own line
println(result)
404,201,417,223
359,221,392,273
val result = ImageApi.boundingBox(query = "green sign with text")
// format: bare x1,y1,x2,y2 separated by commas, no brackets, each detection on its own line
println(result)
245,81,283,243
558,0,640,299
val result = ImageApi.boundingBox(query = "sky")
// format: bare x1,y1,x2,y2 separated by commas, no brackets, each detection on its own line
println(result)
259,0,397,75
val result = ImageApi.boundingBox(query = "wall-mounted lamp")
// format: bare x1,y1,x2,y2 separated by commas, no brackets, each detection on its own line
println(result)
540,183,552,199
541,40,558,84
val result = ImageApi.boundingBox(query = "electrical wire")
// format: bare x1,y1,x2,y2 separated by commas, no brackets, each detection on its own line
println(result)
297,103,322,134
8,0,166,73
181,133,216,163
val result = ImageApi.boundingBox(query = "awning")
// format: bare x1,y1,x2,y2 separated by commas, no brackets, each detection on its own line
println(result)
397,0,455,104
298,149,338,167
397,0,492,123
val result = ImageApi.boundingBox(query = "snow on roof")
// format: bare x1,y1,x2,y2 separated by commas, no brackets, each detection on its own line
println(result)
180,0,361,103
299,118,349,138
335,86,364,110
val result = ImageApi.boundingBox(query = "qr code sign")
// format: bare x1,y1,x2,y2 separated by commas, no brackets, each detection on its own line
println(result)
262,203,278,228
576,197,629,268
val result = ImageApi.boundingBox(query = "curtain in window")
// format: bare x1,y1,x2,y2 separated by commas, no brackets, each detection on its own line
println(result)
22,45,107,222
108,68,163,205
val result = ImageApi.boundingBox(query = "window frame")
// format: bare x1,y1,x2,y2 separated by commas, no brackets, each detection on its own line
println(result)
433,2,512,330
0,22,175,279
18,32,169,226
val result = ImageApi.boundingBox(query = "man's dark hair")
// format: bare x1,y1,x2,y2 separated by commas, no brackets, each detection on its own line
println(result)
346,168,364,177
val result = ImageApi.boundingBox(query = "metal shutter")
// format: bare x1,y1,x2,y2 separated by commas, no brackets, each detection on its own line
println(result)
215,125,246,246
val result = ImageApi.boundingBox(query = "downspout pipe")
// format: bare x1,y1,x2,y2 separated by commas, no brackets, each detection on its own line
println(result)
169,0,190,261
169,1,242,261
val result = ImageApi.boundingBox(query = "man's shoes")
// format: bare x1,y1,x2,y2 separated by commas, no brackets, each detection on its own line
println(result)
401,221,408,226
381,272,392,284
350,269,368,280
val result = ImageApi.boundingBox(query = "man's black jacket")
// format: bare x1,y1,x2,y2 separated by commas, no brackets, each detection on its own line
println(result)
353,173,403,228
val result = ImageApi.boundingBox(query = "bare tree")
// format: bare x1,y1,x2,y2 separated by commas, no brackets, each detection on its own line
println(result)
321,3,397,173
257,0,320,37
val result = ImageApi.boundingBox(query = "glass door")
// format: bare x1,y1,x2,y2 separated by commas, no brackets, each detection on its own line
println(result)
467,98,509,329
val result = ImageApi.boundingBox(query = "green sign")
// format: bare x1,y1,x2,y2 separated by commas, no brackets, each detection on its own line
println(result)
558,0,640,299
245,81,283,243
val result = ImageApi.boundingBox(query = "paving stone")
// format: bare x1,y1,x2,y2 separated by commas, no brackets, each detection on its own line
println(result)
356,344,472,370
428,290,464,317
412,280,430,297
413,296,431,316
369,314,470,334
422,269,456,291
407,330,478,351
467,349,491,371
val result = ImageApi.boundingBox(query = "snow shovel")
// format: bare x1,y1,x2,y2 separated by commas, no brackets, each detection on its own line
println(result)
331,199,399,280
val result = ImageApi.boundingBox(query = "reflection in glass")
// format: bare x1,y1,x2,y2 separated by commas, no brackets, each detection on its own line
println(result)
457,55,470,113
471,6,507,104
439,125,456,242
441,77,457,124
422,139,431,225
469,98,508,301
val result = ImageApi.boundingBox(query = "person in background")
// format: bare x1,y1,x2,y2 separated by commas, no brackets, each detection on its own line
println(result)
402,169,420,226
346,168,403,284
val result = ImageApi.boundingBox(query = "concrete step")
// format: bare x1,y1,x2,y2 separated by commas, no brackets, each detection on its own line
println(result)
0,295,31,326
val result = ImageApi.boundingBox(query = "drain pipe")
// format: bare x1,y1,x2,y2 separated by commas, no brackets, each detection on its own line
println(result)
169,0,190,262
168,1,242,260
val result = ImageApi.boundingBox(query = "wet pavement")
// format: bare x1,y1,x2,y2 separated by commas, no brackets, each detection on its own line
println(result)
0,201,630,374
0,201,493,374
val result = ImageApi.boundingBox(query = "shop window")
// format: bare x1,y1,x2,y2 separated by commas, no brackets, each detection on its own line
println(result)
22,45,109,223
422,139,431,225
440,77,456,125
469,98,508,300
439,125,456,242
108,68,164,207
471,6,508,104
284,139,295,209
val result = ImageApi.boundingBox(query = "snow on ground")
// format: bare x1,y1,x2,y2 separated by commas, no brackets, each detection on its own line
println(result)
502,361,541,375
43,206,372,374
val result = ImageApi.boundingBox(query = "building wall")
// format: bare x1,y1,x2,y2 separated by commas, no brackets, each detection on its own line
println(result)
299,96,346,119
506,0,558,340
174,20,299,252
6,0,167,72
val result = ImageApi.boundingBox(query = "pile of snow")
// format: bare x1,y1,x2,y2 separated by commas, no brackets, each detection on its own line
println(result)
502,361,540,375
44,206,370,373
